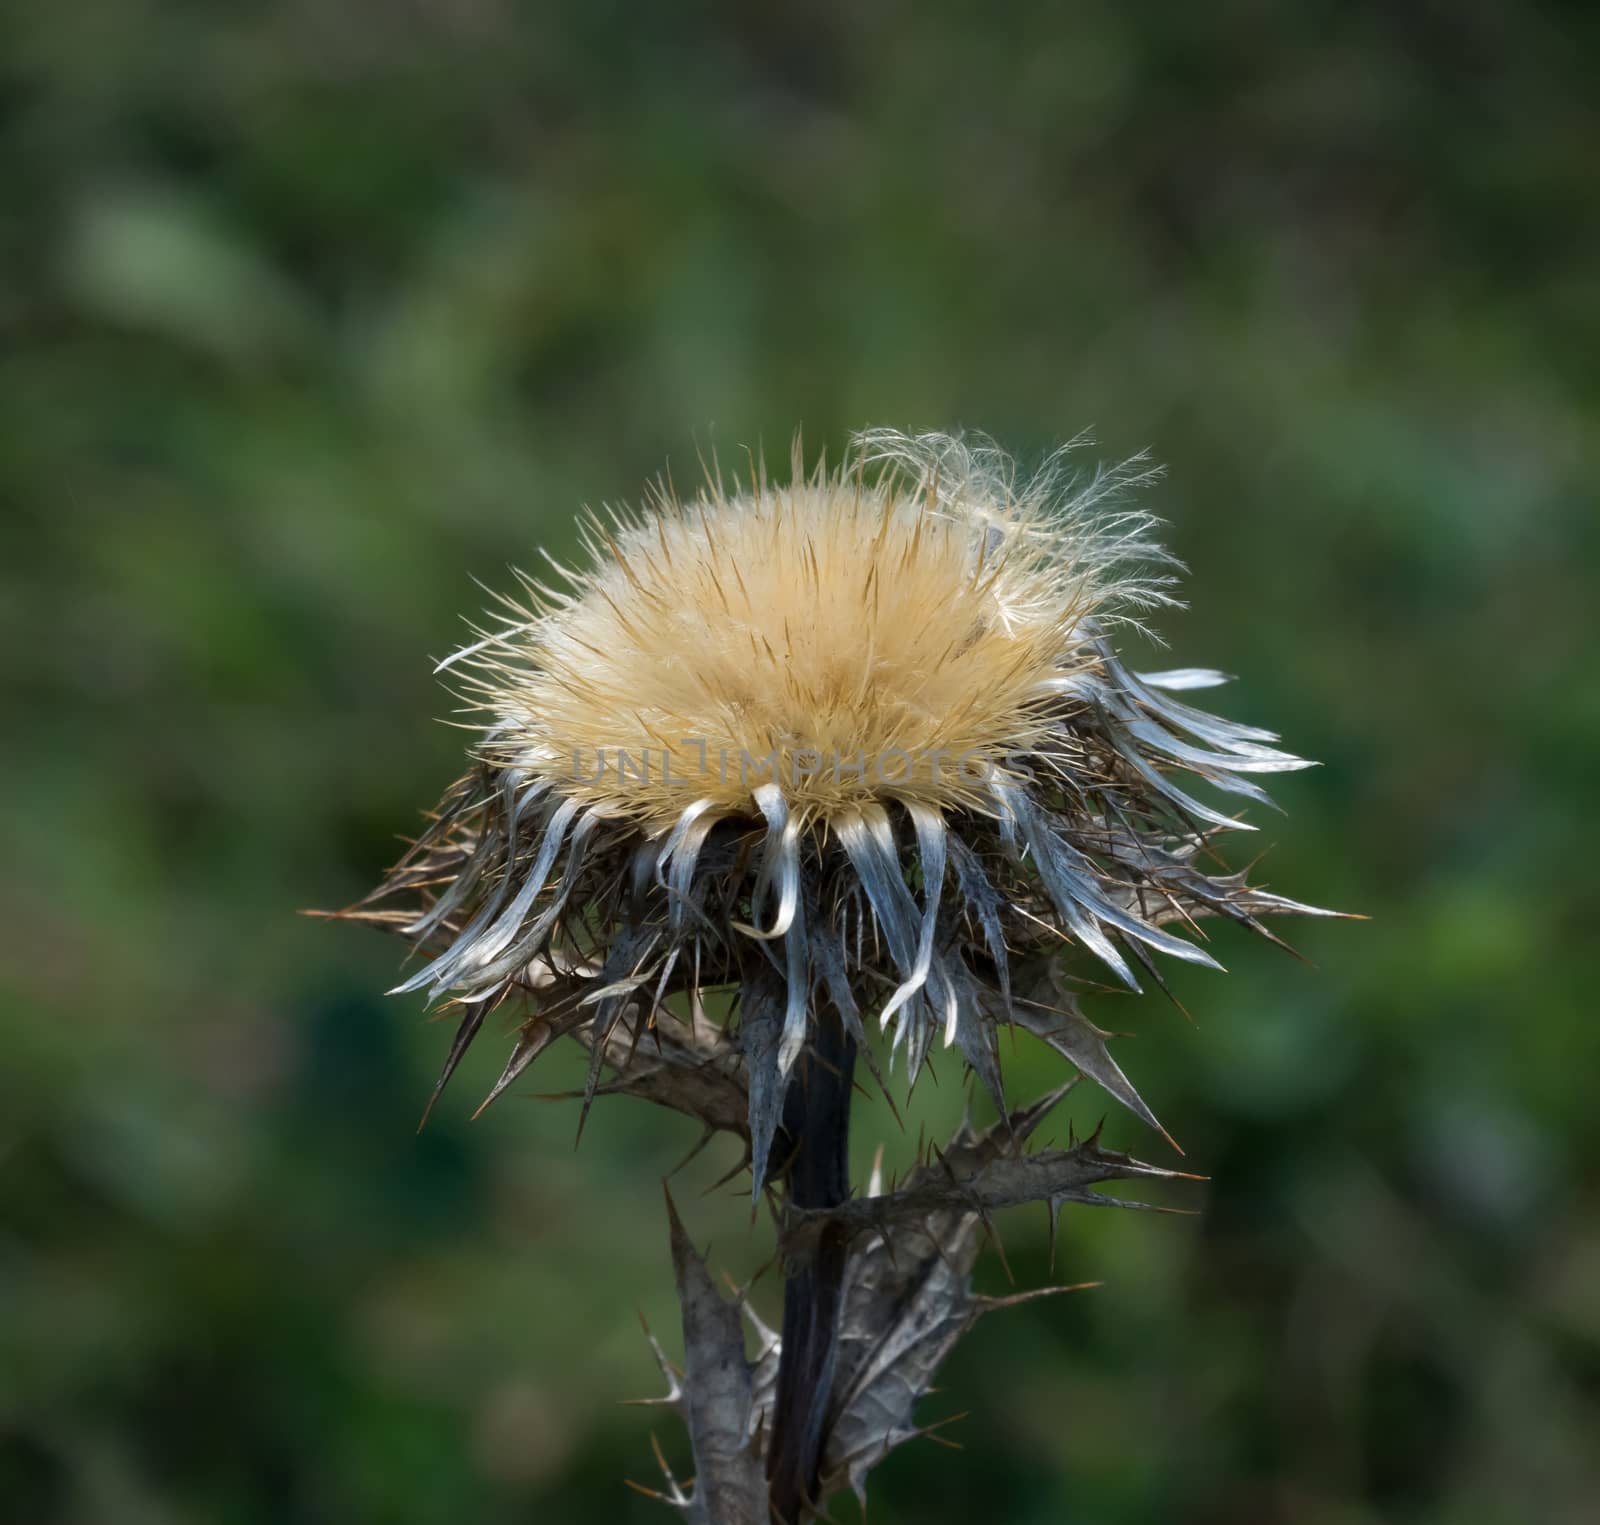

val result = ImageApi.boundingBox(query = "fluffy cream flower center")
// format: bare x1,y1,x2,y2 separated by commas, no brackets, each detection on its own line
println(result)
474,475,1101,831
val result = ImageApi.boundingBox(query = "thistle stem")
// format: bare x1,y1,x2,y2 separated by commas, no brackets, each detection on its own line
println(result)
766,1011,856,1525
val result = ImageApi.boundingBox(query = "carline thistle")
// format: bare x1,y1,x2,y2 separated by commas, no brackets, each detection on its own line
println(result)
334,429,1344,1523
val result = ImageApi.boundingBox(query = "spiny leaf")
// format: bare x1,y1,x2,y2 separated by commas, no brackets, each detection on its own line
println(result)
814,1093,1105,1507
663,1186,769,1525
1006,972,1180,1152
566,1007,751,1146
783,1133,1200,1259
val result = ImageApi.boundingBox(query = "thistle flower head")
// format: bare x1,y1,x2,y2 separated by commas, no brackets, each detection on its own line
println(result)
355,430,1337,1188
457,432,1173,828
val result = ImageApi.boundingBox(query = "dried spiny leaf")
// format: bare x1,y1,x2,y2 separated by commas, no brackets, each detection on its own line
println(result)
663,1187,769,1524
1006,960,1180,1151
814,1090,1110,1507
565,1006,751,1145
783,1096,1198,1260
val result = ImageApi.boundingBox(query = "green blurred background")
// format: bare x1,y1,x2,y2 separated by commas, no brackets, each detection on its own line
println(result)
4,4,1597,1522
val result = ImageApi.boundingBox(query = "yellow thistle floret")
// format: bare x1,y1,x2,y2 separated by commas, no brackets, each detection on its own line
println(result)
354,430,1337,1190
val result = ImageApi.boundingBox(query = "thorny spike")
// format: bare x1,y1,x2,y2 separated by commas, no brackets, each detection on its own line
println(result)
627,1311,685,1412
469,1016,562,1120
416,997,491,1131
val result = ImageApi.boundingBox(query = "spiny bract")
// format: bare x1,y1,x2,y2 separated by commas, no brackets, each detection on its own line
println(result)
359,430,1336,1188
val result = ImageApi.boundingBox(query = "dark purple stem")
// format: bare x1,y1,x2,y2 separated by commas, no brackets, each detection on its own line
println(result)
765,1011,856,1524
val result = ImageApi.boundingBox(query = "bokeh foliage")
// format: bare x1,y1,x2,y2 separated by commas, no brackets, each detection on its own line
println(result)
3,4,1597,1522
